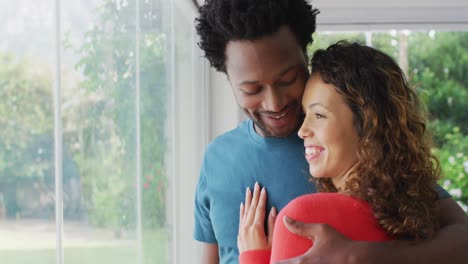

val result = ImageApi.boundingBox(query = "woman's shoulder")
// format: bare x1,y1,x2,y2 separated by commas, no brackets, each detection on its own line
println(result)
284,192,371,213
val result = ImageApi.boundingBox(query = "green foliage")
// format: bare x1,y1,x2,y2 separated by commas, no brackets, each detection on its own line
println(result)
408,32,468,210
69,0,169,229
410,32,468,87
371,32,399,61
434,127,468,210
0,52,54,217
308,32,366,56
73,140,126,229
0,53,53,144
428,119,459,147
0,53,52,151
410,32,468,134
308,32,402,63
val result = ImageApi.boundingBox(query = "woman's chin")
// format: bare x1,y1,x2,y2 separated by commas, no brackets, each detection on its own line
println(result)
309,170,327,179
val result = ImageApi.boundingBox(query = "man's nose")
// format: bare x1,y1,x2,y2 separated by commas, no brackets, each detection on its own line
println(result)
263,87,284,112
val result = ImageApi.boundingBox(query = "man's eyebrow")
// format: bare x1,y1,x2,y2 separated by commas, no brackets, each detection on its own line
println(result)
276,65,296,77
238,65,297,86
239,80,259,86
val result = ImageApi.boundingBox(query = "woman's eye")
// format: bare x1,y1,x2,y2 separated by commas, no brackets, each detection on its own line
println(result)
315,113,326,119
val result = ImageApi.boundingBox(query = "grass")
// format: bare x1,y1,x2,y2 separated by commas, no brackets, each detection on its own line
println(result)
0,246,135,264
0,229,168,264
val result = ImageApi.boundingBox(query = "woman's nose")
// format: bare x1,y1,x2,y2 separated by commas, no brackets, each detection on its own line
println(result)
297,119,312,139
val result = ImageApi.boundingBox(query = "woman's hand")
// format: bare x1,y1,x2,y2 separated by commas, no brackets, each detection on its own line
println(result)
238,182,277,253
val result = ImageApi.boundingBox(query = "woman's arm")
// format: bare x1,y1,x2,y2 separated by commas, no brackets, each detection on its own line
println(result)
276,197,468,264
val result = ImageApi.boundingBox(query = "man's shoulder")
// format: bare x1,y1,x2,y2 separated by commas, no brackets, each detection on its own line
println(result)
206,119,250,150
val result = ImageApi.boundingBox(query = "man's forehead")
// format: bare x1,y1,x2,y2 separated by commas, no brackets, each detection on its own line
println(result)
225,26,304,72
225,45,304,83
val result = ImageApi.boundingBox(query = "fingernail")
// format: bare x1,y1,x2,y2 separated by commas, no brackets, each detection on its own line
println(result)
261,187,266,193
284,215,294,224
271,207,276,218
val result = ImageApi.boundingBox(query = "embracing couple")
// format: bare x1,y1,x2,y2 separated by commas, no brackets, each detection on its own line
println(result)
193,1,468,263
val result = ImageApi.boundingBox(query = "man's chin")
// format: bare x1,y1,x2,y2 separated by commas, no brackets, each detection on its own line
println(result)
245,109,301,138
251,120,272,137
253,121,296,138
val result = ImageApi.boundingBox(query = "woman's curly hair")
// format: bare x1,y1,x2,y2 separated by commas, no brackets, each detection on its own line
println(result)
311,41,441,240
195,0,319,73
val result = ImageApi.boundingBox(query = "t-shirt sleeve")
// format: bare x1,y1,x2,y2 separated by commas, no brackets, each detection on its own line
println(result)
239,249,271,264
436,184,451,199
193,172,217,243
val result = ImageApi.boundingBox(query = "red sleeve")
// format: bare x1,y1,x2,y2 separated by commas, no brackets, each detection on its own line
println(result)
239,249,271,264
270,193,392,263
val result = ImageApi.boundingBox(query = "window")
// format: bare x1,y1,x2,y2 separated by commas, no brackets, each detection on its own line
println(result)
0,0,205,263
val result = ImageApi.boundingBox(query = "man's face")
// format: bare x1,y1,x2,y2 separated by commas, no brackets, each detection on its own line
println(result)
225,26,308,138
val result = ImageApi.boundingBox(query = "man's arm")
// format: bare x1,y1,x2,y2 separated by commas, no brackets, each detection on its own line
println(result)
194,166,220,263
362,197,468,264
276,197,468,264
197,242,219,264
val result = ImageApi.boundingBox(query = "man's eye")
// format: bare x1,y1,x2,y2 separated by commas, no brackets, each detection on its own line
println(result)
242,88,261,95
277,73,298,86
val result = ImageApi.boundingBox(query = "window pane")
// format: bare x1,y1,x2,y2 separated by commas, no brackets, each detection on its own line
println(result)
139,0,171,263
62,0,139,261
60,0,171,263
0,0,56,263
2,0,197,263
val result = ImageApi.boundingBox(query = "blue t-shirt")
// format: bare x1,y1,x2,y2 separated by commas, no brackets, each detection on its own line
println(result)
194,119,315,264
193,119,451,264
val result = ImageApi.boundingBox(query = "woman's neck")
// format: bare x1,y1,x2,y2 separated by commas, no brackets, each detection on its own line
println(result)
332,163,359,194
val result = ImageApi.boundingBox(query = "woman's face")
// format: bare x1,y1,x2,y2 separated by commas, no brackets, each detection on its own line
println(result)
298,73,360,189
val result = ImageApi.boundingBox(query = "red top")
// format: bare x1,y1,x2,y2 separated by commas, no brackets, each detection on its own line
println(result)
239,193,392,264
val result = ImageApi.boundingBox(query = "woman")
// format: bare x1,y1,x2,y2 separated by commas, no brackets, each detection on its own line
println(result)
237,41,441,263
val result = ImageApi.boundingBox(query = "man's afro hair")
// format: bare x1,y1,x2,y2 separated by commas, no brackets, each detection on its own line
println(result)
196,0,319,73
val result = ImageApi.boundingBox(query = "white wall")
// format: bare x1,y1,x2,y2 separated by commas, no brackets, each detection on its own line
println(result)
314,0,468,30
207,70,239,140
314,0,468,7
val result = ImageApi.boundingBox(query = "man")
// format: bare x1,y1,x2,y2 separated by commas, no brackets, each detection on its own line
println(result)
193,0,468,263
